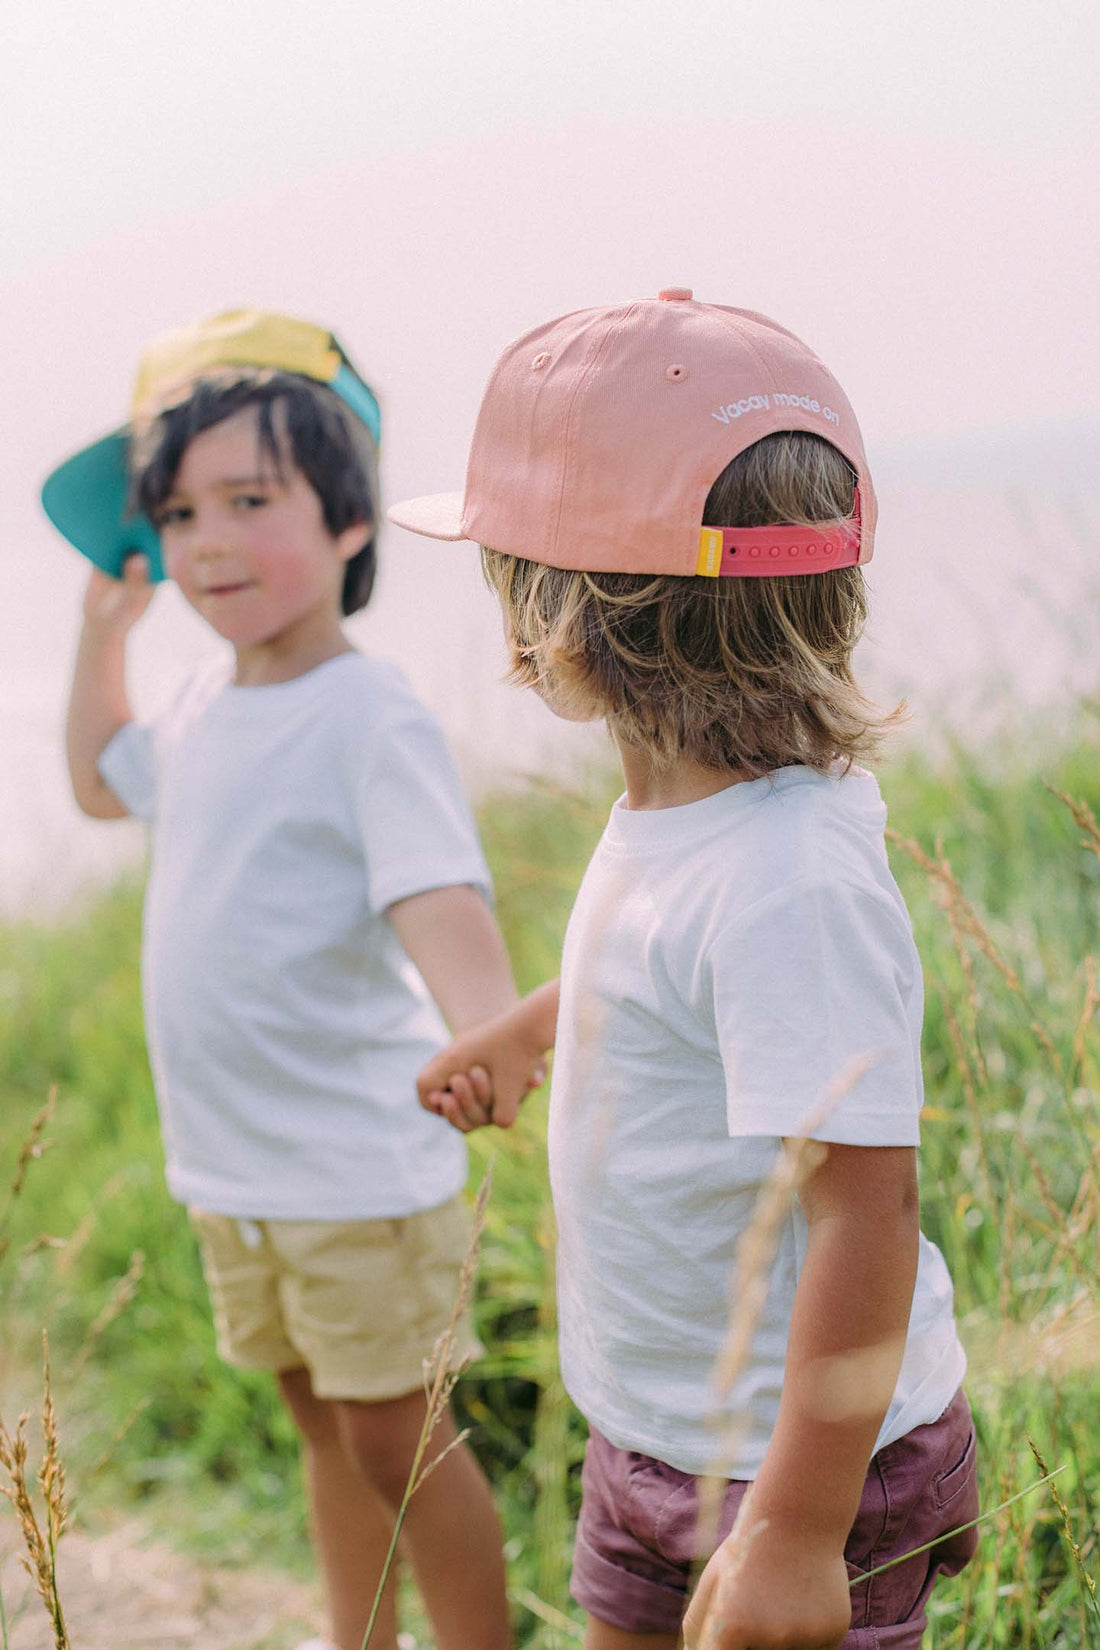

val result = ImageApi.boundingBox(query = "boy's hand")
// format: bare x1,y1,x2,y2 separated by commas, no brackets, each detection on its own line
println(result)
82,557,156,634
417,1005,551,1132
684,1521,851,1650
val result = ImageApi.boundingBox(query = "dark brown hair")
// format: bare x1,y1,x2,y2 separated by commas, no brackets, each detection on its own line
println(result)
130,369,379,616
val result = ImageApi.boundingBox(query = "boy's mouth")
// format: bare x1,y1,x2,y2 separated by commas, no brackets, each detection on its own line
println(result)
204,580,255,597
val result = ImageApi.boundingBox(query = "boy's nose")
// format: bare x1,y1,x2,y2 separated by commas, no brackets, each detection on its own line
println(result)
192,531,233,562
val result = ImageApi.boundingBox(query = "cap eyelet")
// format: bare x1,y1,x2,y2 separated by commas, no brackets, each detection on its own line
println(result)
531,352,552,370
665,364,688,383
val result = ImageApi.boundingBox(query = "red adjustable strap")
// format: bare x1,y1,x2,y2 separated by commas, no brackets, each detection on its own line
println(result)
696,488,862,577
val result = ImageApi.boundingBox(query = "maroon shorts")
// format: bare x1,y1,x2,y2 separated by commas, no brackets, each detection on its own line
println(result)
572,1388,978,1643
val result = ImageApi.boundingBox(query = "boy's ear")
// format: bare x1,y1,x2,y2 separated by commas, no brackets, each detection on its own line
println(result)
336,519,372,562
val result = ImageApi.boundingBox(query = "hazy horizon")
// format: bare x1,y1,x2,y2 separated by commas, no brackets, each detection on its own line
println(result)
3,0,1097,912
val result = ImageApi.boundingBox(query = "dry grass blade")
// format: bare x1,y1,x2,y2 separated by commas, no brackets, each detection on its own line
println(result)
886,829,1023,996
0,1334,71,1647
1047,784,1100,861
888,827,1071,1080
507,1584,584,1637
37,1335,70,1647
38,1336,68,1549
1029,1439,1100,1620
410,1424,472,1490
694,1055,876,1567
69,1248,145,1380
0,1412,52,1610
55,1168,133,1277
1072,956,1100,1081
850,1465,1069,1589
16,1236,66,1262
1016,1135,1098,1302
83,1396,153,1490
0,1089,58,1270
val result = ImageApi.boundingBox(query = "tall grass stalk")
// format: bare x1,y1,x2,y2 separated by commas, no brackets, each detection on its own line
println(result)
359,1171,492,1650
0,1334,71,1649
694,1056,874,1577
0,1088,56,1271
1030,1440,1100,1630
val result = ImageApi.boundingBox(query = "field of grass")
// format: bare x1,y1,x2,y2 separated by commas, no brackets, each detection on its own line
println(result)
1,721,1098,1646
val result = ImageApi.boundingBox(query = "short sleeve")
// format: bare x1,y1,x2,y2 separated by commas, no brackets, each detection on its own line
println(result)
356,706,492,914
98,722,158,823
706,876,924,1145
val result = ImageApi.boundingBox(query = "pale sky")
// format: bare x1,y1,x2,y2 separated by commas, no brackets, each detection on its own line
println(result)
2,0,1098,909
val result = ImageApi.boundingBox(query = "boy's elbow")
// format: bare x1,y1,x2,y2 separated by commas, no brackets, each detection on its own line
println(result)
72,778,128,820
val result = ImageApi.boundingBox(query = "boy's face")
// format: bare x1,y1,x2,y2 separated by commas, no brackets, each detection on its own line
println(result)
154,406,369,647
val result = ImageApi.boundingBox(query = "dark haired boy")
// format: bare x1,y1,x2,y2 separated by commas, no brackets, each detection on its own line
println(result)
51,311,514,1650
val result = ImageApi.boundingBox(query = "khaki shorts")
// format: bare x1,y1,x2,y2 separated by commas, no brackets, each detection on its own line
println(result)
189,1193,484,1402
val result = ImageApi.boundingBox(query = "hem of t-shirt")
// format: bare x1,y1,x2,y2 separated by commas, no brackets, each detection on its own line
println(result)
369,867,493,916
725,1105,921,1147
568,1338,966,1482
570,1398,768,1481
166,1163,468,1221
873,1339,969,1455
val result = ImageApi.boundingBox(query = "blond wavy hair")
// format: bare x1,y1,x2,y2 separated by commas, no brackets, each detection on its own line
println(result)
481,432,903,777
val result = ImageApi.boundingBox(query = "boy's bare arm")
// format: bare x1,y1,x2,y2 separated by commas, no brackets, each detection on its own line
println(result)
414,978,561,1130
685,1143,920,1650
387,882,519,1037
67,561,155,818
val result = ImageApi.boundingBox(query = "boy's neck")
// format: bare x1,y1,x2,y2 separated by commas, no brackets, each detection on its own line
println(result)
614,734,747,812
233,608,353,687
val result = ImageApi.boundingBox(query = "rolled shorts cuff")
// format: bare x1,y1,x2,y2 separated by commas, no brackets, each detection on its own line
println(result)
190,1195,483,1403
570,1523,686,1636
306,1320,484,1403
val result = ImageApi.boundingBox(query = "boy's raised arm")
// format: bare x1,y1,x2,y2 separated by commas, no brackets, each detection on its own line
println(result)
66,560,155,818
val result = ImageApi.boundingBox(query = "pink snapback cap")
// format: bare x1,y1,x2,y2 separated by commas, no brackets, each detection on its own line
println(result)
388,289,876,578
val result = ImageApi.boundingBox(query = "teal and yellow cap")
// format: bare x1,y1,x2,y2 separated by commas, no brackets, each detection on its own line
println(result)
40,310,382,581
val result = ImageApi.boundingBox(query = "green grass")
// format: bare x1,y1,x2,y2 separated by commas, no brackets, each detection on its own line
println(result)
1,728,1098,1646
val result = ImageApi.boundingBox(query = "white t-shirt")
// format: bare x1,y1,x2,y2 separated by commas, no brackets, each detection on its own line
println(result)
548,765,966,1479
99,652,491,1220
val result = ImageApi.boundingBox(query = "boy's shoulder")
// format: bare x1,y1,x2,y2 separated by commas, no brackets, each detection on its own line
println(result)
150,654,234,742
744,766,890,898
754,764,887,856
626,768,916,990
645,765,887,875
330,651,439,730
629,766,896,932
717,765,908,939
326,651,451,776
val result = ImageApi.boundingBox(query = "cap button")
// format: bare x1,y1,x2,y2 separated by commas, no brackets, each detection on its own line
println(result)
657,287,693,302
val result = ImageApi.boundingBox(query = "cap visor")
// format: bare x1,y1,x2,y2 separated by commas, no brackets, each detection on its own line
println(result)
386,491,468,542
41,432,166,582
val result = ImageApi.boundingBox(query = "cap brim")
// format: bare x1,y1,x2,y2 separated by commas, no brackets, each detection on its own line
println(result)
41,432,166,582
386,491,469,542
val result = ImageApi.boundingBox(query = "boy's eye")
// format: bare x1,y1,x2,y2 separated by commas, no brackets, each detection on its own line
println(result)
155,504,192,528
233,492,270,512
